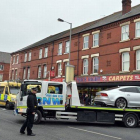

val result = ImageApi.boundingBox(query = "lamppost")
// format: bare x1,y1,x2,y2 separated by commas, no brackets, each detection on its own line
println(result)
57,18,72,65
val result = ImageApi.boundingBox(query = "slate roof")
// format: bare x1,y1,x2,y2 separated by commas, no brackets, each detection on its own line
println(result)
12,4,140,54
0,51,11,63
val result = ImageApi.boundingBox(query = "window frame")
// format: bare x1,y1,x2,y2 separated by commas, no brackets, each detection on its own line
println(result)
83,59,88,75
93,57,99,74
39,49,42,59
83,36,89,49
44,47,48,58
38,66,42,78
122,52,130,71
136,50,140,70
121,25,129,41
135,21,140,38
58,43,62,55
93,33,99,47
65,41,70,53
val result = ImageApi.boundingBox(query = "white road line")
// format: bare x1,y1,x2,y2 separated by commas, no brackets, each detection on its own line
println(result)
68,126,122,140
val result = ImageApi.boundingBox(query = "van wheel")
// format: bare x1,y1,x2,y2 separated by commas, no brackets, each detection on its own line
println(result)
123,114,138,128
34,110,42,124
6,102,11,110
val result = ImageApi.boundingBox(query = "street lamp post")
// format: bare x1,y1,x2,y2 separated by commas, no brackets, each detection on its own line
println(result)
57,18,72,65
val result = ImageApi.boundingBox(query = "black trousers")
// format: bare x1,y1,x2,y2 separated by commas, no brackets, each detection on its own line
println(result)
20,111,34,134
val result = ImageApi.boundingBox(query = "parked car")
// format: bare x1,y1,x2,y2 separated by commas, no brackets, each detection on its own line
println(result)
94,86,140,108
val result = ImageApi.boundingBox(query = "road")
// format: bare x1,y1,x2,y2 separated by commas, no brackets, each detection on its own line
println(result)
0,107,140,140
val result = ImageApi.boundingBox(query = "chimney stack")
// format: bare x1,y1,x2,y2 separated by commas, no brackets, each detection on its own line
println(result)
122,0,132,15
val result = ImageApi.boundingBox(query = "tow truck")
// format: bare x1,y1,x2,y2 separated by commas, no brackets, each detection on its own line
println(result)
14,80,140,128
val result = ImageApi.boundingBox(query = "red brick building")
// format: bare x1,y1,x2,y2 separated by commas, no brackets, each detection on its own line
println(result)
10,0,140,92
0,52,10,81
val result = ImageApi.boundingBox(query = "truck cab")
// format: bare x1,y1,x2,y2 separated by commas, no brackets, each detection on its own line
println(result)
0,81,21,109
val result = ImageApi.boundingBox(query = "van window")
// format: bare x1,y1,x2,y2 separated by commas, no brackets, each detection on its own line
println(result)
9,86,20,95
0,86,4,94
47,84,63,94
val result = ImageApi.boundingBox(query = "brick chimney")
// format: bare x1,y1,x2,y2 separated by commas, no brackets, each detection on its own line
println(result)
122,0,132,15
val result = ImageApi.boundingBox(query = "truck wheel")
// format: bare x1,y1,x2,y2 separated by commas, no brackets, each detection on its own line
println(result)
123,114,138,128
34,110,42,124
6,102,11,110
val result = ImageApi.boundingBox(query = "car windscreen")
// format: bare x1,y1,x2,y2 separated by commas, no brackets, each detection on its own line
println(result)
9,87,20,95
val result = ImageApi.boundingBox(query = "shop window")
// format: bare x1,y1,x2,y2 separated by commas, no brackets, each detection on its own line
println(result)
122,52,130,71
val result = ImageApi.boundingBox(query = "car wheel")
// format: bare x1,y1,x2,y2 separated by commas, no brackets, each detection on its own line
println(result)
123,114,138,128
115,98,127,108
34,110,42,124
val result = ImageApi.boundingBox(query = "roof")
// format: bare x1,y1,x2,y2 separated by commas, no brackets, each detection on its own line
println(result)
12,4,140,54
0,51,11,63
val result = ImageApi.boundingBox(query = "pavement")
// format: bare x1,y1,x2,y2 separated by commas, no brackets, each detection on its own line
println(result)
0,107,140,140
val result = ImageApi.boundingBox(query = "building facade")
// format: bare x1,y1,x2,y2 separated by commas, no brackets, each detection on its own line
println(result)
10,0,140,91
0,52,10,81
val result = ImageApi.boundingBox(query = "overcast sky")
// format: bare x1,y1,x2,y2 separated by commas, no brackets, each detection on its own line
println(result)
0,0,140,53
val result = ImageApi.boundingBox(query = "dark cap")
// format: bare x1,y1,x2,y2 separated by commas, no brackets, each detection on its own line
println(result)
31,87,38,92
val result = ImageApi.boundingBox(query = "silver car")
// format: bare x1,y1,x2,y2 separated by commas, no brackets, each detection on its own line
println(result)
94,86,140,108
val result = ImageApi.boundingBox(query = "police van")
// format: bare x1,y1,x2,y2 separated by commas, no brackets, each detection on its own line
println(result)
0,81,21,109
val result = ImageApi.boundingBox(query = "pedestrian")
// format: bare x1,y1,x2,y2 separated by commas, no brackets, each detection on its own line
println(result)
84,94,91,106
20,87,38,136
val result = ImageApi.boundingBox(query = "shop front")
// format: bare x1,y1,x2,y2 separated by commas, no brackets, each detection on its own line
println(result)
75,74,140,104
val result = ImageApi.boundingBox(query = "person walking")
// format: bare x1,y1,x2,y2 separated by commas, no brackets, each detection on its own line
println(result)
20,87,38,136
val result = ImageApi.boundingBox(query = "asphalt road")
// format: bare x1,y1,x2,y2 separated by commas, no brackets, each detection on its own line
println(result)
0,107,140,140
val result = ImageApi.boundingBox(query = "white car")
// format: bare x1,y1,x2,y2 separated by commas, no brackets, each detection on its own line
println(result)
94,86,140,108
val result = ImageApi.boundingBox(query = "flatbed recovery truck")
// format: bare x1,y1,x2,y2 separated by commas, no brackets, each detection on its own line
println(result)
15,80,140,128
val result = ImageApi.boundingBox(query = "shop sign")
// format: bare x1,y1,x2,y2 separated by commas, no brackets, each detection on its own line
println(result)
75,74,140,83
50,71,55,77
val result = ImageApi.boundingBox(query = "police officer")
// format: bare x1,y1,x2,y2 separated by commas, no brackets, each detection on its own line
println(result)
20,87,38,136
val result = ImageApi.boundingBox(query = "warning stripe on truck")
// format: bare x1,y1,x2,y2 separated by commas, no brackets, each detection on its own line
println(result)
71,106,140,112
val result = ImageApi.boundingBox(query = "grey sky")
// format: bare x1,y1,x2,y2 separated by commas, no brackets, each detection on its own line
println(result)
0,0,140,53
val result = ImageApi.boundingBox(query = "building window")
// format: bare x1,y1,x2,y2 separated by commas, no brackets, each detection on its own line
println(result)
136,21,140,38
23,68,26,79
28,52,31,61
121,25,129,41
58,63,62,77
43,65,47,78
136,50,140,70
93,57,99,73
15,69,17,80
39,49,42,59
65,41,69,53
83,36,89,49
83,59,88,75
58,43,62,55
93,33,99,47
64,61,69,75
16,55,19,64
0,74,3,81
0,65,4,71
27,68,30,79
13,56,15,64
122,52,130,71
44,48,48,58
12,70,14,80
38,66,42,78
24,53,27,62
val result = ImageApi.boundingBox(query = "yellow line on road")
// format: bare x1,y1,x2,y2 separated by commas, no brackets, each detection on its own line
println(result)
68,126,122,140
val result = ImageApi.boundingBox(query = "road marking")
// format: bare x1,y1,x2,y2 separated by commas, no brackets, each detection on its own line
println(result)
68,126,122,140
